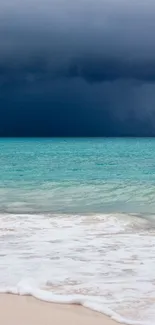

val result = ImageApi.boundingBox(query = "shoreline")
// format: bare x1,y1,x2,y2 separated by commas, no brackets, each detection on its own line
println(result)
0,294,123,325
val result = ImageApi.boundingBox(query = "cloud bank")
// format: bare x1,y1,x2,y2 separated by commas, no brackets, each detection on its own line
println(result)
0,0,155,136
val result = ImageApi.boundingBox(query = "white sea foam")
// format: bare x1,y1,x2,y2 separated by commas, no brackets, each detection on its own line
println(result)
0,281,151,325
0,212,155,324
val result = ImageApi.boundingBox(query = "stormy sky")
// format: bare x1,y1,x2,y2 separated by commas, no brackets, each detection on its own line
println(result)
1,0,155,136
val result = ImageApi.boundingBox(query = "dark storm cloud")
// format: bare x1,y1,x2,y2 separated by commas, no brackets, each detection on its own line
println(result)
1,55,155,86
66,57,155,83
1,0,155,136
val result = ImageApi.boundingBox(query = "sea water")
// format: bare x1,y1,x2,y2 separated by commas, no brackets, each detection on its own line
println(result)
0,138,155,324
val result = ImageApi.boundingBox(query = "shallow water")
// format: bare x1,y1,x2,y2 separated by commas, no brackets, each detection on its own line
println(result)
1,138,155,324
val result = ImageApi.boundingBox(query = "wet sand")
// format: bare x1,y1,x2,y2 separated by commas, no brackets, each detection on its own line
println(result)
0,294,123,325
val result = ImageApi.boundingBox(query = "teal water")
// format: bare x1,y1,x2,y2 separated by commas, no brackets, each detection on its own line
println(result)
1,138,155,324
0,138,155,214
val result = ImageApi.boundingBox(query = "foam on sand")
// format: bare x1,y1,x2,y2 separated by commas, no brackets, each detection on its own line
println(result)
0,293,122,325
0,279,151,325
1,212,155,325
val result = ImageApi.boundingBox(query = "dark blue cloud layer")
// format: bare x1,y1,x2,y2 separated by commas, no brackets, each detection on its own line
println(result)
1,0,155,136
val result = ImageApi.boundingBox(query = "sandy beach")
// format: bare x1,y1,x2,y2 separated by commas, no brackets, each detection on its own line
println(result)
0,294,123,325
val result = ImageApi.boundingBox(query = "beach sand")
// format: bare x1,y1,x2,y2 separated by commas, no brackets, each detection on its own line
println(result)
0,294,123,325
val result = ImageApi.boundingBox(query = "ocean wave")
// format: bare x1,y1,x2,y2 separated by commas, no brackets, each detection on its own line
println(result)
0,212,155,324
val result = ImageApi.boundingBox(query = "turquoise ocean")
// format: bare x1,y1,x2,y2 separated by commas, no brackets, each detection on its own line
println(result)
1,138,155,324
